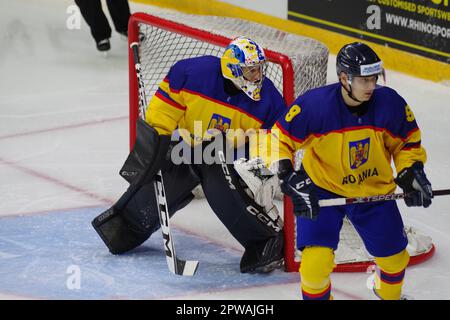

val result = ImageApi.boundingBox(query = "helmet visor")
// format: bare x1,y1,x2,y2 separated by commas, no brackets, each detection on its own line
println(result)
241,63,266,84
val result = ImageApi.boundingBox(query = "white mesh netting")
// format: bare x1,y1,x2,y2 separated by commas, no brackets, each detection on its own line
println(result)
137,10,329,102
295,218,433,266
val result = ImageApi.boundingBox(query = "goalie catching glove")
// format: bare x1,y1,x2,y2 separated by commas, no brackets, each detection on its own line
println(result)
395,161,433,208
233,157,279,216
277,159,320,220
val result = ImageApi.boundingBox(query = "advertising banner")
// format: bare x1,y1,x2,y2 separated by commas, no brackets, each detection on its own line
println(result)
288,0,449,63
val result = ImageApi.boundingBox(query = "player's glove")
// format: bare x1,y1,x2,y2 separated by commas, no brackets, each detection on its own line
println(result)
395,161,433,208
233,157,278,213
277,159,319,220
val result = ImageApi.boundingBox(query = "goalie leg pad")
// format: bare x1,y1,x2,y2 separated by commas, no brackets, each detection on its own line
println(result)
92,194,157,255
92,119,200,254
93,163,199,254
239,232,284,274
198,161,281,247
196,139,284,273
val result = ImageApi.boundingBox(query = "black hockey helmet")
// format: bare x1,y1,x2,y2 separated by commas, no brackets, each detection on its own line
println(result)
336,42,383,78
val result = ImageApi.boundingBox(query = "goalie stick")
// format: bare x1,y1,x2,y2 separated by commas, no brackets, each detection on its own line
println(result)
318,189,450,207
130,42,199,276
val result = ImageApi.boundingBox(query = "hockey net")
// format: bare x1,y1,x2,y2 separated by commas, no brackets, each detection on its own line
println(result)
128,11,434,272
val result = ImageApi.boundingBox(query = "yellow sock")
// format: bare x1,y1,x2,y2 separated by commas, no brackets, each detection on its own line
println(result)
300,246,336,300
374,250,410,300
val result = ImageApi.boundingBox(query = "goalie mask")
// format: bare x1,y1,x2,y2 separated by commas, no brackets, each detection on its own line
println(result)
221,37,266,101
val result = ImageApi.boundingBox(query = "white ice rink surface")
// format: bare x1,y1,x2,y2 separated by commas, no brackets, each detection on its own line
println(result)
0,0,449,300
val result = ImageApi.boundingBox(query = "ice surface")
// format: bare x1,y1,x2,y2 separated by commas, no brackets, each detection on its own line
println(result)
0,0,449,300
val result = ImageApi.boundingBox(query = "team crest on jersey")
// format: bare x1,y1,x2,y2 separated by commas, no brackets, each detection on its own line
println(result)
207,113,231,133
349,138,370,169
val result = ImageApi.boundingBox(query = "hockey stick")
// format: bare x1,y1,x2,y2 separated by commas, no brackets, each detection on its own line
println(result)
290,150,450,207
130,42,199,276
130,42,148,119
318,189,450,207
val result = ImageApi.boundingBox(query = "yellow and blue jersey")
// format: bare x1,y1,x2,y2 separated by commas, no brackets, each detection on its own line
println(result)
272,83,426,198
145,55,285,146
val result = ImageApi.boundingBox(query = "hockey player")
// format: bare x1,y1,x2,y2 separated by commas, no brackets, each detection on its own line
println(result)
92,37,286,273
239,42,433,299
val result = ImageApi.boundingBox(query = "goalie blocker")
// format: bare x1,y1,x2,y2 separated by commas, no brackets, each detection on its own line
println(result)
92,121,284,273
